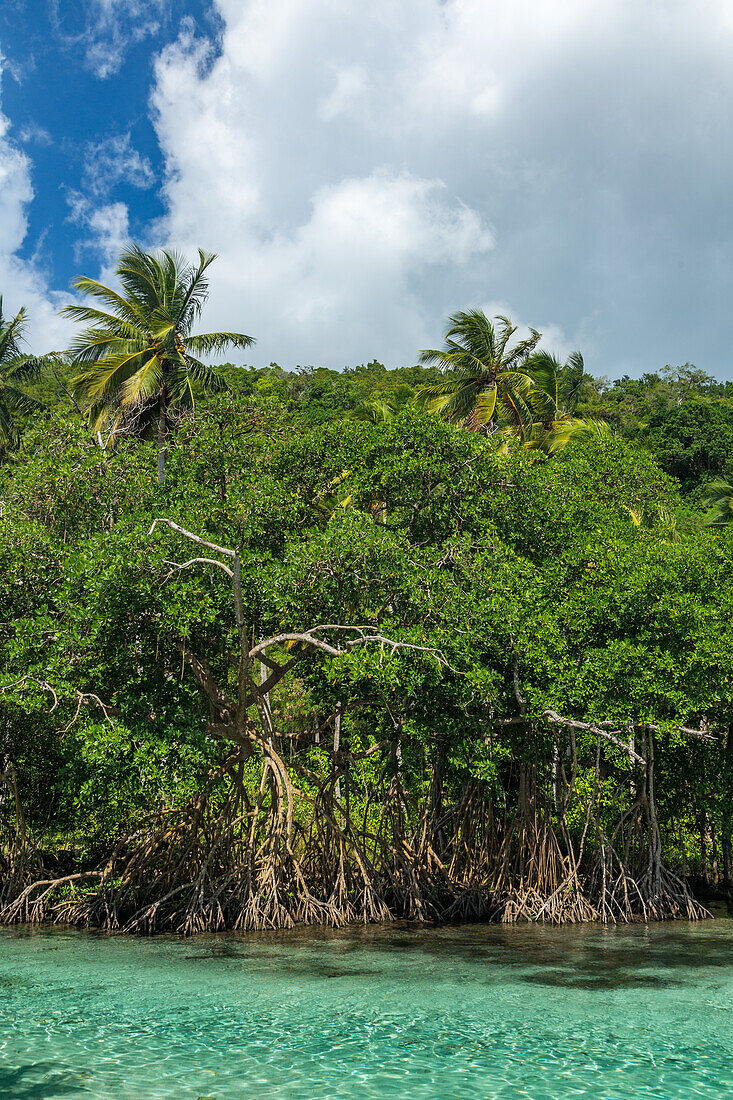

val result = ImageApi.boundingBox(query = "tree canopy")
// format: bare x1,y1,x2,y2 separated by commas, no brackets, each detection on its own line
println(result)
63,245,254,483
1,261,732,931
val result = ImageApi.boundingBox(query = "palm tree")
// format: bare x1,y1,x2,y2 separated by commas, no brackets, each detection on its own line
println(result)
523,349,611,454
702,479,733,525
0,298,46,452
354,395,398,423
63,245,254,484
417,311,541,434
527,349,586,424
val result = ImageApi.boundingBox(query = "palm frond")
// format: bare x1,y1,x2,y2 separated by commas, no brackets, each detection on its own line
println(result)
116,245,167,313
417,347,449,367
356,396,397,423
560,350,587,414
702,479,733,525
4,354,48,384
438,385,482,424
0,385,45,416
120,357,164,406
0,305,28,363
501,327,542,369
497,379,535,438
526,416,613,455
66,278,147,328
0,403,20,447
178,249,216,328
473,384,498,425
493,315,516,362
68,332,149,367
445,309,497,365
183,354,231,393
414,377,471,403
186,331,255,355
74,349,153,402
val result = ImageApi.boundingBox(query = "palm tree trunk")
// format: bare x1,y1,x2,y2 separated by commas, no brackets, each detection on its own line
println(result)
157,391,168,487
465,407,496,433
464,408,483,432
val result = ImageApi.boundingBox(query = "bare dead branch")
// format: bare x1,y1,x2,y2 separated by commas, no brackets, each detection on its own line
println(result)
1,675,59,710
542,711,646,764
249,625,455,671
149,518,236,559
1,676,116,732
61,692,115,732
636,721,718,744
162,557,234,580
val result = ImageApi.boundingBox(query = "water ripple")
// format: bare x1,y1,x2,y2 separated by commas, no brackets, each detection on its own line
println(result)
0,920,732,1098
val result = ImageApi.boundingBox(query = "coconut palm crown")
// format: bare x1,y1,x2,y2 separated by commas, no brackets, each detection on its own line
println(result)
417,310,541,434
702,478,733,525
0,298,47,451
63,245,254,483
523,349,611,454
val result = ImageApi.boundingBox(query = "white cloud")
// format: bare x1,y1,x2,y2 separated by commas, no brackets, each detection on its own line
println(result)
18,122,53,146
0,112,31,257
150,7,496,367
0,73,72,352
195,171,492,366
67,192,130,266
52,0,166,79
83,133,155,196
87,0,165,79
317,66,368,122
146,0,733,376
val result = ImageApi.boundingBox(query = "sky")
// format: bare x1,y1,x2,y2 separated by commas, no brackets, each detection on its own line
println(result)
0,0,732,377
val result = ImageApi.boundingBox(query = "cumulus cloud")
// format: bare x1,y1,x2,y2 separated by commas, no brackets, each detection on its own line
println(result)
0,73,72,351
186,171,492,366
147,0,733,375
150,8,495,367
317,66,368,123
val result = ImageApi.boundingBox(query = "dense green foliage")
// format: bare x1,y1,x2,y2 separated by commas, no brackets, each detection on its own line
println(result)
0,298,48,453
2,390,733,915
1,257,733,929
643,399,733,491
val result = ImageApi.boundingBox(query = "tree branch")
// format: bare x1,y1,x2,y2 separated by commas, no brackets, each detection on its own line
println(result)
162,557,234,580
148,518,236,558
0,676,116,729
542,710,646,764
248,624,455,670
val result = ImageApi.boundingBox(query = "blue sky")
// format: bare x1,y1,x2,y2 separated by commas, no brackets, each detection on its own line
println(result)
0,0,216,289
1,1,733,378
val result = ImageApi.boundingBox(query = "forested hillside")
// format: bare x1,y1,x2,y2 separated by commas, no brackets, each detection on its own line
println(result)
1,252,732,932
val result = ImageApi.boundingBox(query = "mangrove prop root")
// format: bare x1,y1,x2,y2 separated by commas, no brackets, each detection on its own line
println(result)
0,750,711,933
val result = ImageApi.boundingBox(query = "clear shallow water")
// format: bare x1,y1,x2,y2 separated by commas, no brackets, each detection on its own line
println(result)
1,918,732,1099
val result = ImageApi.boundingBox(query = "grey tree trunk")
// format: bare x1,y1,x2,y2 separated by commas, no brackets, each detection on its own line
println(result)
333,705,341,802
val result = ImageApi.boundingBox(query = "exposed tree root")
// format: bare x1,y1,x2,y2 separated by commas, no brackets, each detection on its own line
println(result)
0,755,710,933
0,524,716,933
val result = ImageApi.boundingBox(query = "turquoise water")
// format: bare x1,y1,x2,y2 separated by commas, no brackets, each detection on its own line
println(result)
1,919,732,1098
